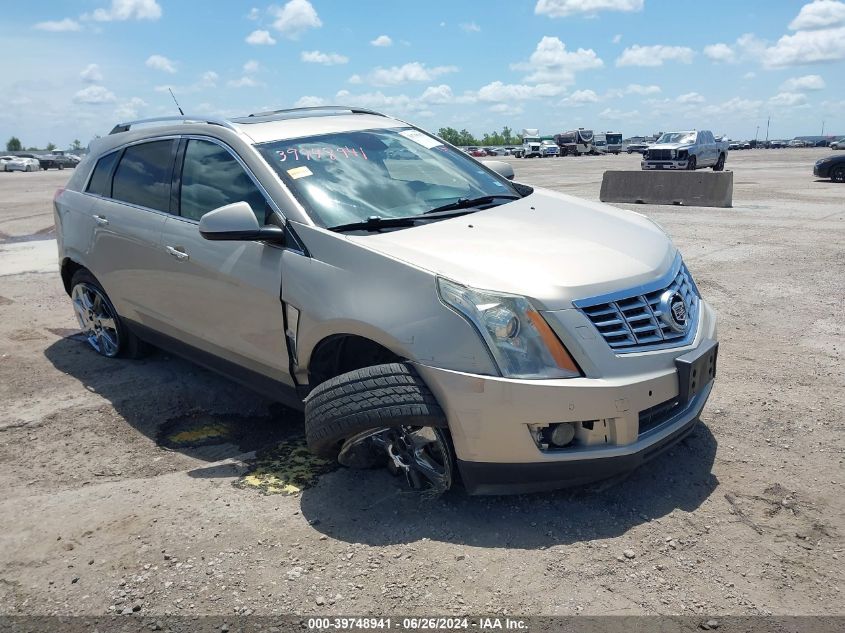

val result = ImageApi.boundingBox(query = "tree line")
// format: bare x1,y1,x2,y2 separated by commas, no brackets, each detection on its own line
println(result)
6,137,82,152
437,126,520,147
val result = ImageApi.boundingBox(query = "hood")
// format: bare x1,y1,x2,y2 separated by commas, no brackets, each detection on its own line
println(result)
348,188,675,310
647,143,693,151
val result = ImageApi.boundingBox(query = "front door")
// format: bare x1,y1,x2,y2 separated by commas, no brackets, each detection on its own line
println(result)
156,137,293,386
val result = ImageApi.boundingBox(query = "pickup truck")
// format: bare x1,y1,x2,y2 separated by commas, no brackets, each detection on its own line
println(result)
641,130,728,171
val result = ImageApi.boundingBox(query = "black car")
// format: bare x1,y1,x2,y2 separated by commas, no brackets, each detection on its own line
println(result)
813,155,845,182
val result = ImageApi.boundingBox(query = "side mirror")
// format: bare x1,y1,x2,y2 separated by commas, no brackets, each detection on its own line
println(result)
198,201,284,242
481,159,515,180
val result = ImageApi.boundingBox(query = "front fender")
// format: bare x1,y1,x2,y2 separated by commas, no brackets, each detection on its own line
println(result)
282,223,498,384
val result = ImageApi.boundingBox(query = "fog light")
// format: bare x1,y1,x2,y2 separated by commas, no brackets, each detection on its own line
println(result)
549,422,576,447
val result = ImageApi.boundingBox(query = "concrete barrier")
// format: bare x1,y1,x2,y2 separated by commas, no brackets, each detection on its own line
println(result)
600,170,733,208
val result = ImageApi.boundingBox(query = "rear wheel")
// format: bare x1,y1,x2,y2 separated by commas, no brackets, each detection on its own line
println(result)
832,166,845,183
712,153,726,171
305,363,454,493
686,156,697,170
69,269,149,358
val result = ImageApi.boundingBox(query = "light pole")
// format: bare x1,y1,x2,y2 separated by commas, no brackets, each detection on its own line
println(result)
765,115,770,142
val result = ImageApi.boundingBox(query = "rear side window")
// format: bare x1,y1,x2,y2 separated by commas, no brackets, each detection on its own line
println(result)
86,151,119,197
112,140,176,212
179,139,270,223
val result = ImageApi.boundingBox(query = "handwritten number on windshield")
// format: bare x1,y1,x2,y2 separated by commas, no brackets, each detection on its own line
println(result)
276,147,369,162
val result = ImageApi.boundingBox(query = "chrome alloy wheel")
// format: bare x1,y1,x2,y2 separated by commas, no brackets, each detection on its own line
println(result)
71,283,120,357
339,426,453,493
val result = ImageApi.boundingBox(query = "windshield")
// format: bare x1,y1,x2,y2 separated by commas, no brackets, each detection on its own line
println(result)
257,128,517,228
657,132,696,144
606,134,622,144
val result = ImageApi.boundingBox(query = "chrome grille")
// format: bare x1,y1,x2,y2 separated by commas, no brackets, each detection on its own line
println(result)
574,258,700,352
647,149,672,160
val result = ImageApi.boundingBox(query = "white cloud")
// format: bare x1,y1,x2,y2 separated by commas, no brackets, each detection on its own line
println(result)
703,43,735,63
475,81,564,102
535,0,643,18
616,44,694,66
743,71,757,79
246,29,276,45
90,0,162,22
247,7,261,20
566,89,600,104
780,74,826,90
293,95,327,107
34,18,81,32
612,34,622,43
198,71,218,88
370,34,392,47
677,92,705,104
80,64,103,83
764,26,845,66
769,91,808,107
700,97,762,118
228,76,263,88
146,54,176,73
243,60,260,74
114,97,147,120
461,22,481,32
625,83,660,95
420,84,455,104
598,107,640,120
271,0,321,38
154,71,218,94
348,74,363,84
789,0,845,30
361,62,458,86
301,50,349,65
489,103,523,116
73,85,117,104
511,36,603,85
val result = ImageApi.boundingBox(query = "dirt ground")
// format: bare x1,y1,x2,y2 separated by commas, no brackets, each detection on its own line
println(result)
0,149,842,618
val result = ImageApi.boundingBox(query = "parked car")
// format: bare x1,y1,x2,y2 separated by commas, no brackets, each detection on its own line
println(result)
788,139,808,148
0,155,16,171
540,140,560,157
467,147,486,157
769,140,787,149
503,146,519,156
54,107,718,495
728,142,741,151
38,153,76,170
626,141,650,154
5,156,41,172
830,139,845,150
813,155,845,183
642,130,728,171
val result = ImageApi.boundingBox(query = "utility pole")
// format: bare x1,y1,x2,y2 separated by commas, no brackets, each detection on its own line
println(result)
755,125,759,144
765,115,770,142
821,120,825,136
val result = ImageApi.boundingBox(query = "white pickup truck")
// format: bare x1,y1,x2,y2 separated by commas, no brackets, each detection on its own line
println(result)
641,130,728,171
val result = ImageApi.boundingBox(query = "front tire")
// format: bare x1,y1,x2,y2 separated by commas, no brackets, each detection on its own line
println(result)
833,166,845,183
305,363,454,492
69,269,148,358
686,156,697,170
712,153,726,171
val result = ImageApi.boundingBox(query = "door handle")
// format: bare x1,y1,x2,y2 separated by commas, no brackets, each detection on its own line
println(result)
93,215,108,226
166,246,189,261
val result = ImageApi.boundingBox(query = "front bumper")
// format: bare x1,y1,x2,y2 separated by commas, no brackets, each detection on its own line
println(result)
414,302,717,495
642,160,689,170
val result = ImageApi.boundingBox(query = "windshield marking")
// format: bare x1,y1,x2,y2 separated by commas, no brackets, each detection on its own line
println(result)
275,146,369,162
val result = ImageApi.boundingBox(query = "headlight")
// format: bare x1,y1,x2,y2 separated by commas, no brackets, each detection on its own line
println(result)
437,279,581,379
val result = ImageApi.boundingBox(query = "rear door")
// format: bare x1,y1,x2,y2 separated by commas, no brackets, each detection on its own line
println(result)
85,138,178,324
156,137,293,385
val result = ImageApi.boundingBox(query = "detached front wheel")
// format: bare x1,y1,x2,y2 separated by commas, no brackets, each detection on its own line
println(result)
304,363,454,493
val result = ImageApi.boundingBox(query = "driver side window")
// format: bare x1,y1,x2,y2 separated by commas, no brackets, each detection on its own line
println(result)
179,139,272,224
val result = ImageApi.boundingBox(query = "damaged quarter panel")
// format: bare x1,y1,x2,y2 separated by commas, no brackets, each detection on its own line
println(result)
282,222,498,383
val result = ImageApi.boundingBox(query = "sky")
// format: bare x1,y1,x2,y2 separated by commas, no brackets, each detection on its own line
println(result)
2,0,845,149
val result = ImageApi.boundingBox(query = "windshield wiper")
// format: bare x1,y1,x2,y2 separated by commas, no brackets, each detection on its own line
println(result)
424,194,520,215
329,216,422,233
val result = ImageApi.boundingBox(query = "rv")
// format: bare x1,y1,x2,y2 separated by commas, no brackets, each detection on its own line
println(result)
554,128,595,156
595,131,623,155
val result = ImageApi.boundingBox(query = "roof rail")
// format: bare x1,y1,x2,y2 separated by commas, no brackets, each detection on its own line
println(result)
108,115,238,135
231,105,388,124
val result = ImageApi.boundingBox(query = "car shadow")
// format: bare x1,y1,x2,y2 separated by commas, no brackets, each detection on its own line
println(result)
43,335,303,464
298,424,718,548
